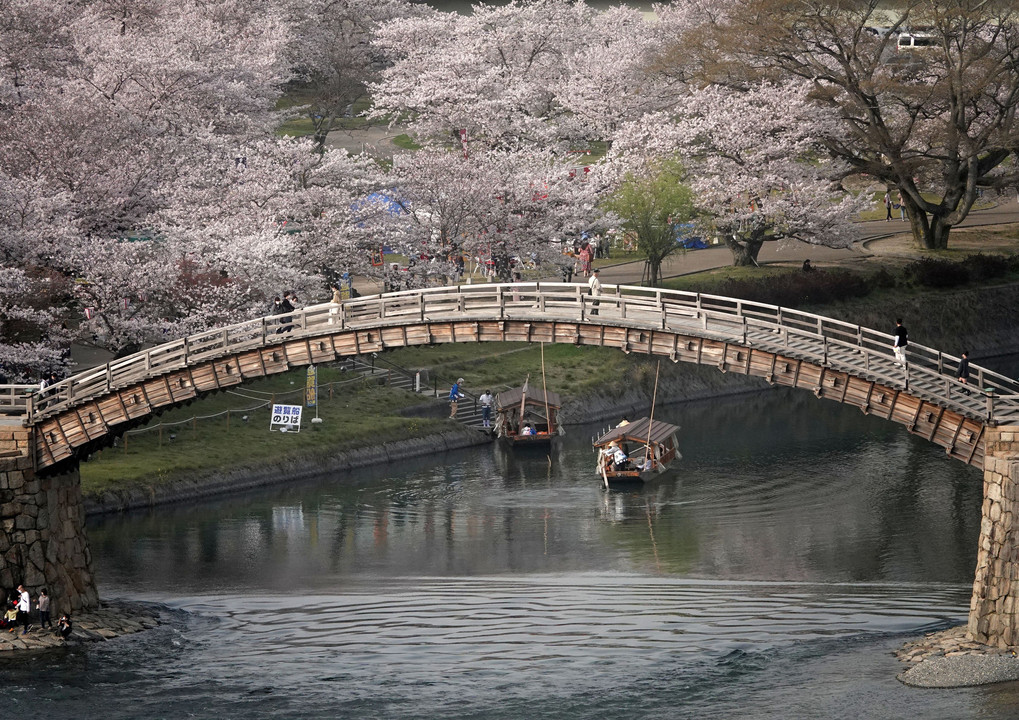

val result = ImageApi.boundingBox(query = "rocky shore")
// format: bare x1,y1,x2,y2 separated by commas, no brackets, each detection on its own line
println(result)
0,600,159,652
896,625,1019,688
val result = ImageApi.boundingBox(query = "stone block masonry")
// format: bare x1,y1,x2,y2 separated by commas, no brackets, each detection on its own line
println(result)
0,427,97,614
969,425,1019,648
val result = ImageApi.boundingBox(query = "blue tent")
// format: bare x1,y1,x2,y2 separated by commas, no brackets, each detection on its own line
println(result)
675,223,707,249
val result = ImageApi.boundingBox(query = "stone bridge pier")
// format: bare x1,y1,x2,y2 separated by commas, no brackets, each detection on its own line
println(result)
0,426,97,614
970,426,1019,648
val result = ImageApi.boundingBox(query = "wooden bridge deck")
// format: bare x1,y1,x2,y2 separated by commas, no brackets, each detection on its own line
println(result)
2,282,1016,472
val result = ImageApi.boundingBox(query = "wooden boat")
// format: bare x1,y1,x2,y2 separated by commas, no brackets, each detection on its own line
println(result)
592,417,681,484
494,381,563,446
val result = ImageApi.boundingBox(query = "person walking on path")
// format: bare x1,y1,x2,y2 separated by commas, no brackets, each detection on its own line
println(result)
957,351,971,395
588,267,602,316
16,585,30,635
897,191,906,221
448,378,465,418
884,191,893,221
893,319,908,365
479,389,494,428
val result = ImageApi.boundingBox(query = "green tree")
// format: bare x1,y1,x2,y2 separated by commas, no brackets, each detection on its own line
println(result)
603,159,695,286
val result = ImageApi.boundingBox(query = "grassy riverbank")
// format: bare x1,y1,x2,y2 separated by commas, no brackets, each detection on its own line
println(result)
78,343,634,497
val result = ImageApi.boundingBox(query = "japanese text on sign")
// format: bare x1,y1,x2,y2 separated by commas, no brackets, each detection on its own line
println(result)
270,404,302,433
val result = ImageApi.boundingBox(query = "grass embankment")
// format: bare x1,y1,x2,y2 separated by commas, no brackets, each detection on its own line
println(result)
79,343,632,495
80,366,442,495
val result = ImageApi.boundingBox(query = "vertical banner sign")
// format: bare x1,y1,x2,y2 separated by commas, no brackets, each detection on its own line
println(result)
270,404,303,433
306,365,318,408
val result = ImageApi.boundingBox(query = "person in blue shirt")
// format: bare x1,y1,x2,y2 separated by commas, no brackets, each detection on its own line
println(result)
448,378,465,418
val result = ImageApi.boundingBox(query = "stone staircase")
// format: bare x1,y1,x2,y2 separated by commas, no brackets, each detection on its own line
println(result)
341,357,490,432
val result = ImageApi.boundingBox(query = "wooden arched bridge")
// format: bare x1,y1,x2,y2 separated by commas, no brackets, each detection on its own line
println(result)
2,282,1017,472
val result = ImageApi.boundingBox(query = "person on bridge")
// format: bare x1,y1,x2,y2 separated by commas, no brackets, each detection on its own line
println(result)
893,319,908,365
588,268,602,316
449,378,465,418
958,351,971,395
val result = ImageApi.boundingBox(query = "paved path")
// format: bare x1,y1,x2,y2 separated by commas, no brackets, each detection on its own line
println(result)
595,195,1019,287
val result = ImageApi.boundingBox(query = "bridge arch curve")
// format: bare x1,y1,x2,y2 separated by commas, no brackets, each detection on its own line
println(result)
4,281,1019,643
4,282,1016,473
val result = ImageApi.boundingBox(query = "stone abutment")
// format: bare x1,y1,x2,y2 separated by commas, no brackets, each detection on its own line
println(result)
969,426,1019,648
0,426,97,614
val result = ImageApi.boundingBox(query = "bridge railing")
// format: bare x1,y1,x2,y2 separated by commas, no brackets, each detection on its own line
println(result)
3,282,1019,426
0,385,38,416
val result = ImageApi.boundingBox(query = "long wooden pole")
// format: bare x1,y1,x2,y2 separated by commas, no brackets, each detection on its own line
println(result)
644,360,661,467
518,373,529,432
541,342,552,435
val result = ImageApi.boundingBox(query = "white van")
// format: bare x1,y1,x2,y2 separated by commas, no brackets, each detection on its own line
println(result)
897,31,937,50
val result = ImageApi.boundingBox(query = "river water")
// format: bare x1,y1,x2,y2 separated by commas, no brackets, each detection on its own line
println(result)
5,387,1019,718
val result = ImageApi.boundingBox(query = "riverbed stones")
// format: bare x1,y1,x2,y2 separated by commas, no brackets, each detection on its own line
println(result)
0,427,98,614
0,600,160,652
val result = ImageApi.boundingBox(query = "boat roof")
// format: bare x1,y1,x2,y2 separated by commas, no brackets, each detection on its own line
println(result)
495,385,561,410
594,417,679,447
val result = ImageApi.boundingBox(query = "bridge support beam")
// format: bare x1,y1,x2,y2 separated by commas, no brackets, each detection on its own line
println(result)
0,426,98,614
969,426,1019,648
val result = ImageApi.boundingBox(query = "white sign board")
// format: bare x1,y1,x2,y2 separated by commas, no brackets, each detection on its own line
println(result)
270,404,302,433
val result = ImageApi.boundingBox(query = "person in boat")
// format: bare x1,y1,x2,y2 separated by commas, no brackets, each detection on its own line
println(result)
610,442,629,470
616,416,629,427
521,423,534,436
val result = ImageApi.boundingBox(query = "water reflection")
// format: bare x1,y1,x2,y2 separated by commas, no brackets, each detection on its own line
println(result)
90,388,983,594
35,388,1019,718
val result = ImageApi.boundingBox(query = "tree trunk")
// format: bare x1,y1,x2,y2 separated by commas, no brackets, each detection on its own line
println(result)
646,259,662,287
909,210,952,250
726,238,764,267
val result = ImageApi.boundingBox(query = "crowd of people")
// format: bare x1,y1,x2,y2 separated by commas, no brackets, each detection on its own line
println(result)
0,585,72,640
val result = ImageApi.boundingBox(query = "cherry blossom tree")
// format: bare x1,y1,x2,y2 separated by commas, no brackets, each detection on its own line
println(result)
0,0,300,368
281,0,425,151
370,0,683,151
373,148,607,283
611,83,867,267
664,0,1019,250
